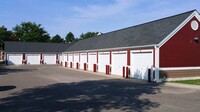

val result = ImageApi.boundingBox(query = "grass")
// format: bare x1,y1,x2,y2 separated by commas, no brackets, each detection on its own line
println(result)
171,79,200,85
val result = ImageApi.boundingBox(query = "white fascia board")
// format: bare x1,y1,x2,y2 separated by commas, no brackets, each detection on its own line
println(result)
112,51,127,53
6,52,61,54
160,66,200,70
158,11,200,48
131,49,153,53
88,52,97,55
63,44,156,53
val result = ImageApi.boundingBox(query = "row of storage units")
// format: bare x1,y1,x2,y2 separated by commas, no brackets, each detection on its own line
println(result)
6,53,62,65
62,49,154,80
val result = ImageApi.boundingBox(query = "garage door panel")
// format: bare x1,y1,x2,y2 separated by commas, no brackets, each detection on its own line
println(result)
74,54,79,62
59,54,63,63
80,53,87,69
26,54,40,65
68,54,73,62
111,52,127,76
74,54,79,68
7,54,22,65
43,54,56,64
88,53,97,71
98,52,110,73
131,51,153,80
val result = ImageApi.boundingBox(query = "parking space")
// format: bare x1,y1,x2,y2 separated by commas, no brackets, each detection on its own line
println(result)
0,65,200,112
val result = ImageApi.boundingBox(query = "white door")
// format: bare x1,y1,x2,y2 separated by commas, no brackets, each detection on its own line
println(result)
59,54,63,64
26,54,40,65
111,51,127,76
131,50,153,80
74,53,79,68
80,53,87,69
68,54,73,62
88,52,97,71
68,54,73,67
98,52,110,73
63,54,67,66
7,54,22,65
43,54,56,64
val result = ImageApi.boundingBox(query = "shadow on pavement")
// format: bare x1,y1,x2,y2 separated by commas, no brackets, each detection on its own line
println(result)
0,79,161,112
0,86,16,92
0,65,36,75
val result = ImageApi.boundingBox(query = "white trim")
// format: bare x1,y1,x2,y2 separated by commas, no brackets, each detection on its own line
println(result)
112,51,127,54
88,52,97,55
131,49,153,53
5,52,61,54
64,44,156,53
160,66,200,70
191,20,199,31
158,11,200,47
80,53,87,55
154,46,160,82
98,51,110,55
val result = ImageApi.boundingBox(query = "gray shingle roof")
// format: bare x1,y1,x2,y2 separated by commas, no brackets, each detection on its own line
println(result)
4,41,72,53
66,10,195,52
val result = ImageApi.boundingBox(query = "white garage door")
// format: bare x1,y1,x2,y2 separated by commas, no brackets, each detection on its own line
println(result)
59,54,63,64
62,54,67,66
68,54,73,67
26,54,40,65
98,52,110,73
88,52,97,71
43,54,56,64
7,54,22,65
131,50,153,80
74,53,79,68
80,53,87,69
63,54,67,62
111,51,127,76
68,54,73,62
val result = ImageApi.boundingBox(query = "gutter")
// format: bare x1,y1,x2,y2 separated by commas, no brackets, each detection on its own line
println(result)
63,44,157,53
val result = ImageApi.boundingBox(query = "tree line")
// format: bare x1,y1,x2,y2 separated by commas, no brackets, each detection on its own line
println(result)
0,22,101,43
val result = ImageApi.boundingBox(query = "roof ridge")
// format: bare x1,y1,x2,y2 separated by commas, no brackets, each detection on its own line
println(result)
97,9,196,38
4,41,69,45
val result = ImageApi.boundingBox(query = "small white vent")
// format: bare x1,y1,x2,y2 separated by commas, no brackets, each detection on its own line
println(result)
191,20,199,31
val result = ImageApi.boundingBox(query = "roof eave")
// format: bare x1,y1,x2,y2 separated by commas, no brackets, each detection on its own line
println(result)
63,44,156,53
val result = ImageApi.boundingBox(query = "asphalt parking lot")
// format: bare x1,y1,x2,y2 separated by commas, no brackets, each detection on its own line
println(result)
0,65,200,112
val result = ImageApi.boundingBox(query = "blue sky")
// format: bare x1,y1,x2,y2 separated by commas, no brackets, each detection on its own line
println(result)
0,0,200,38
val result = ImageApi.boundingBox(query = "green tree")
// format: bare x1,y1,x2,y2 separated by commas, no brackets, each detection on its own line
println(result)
79,32,101,40
13,22,50,42
0,26,14,41
51,34,64,43
65,32,75,43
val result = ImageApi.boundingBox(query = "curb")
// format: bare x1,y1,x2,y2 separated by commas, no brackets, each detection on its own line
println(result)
163,82,200,90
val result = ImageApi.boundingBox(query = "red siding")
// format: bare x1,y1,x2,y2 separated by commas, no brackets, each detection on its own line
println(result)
160,17,200,67
127,49,130,66
22,53,25,60
97,52,99,64
110,51,112,64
